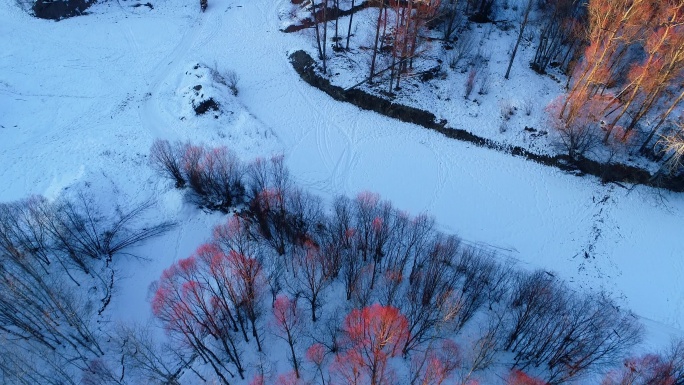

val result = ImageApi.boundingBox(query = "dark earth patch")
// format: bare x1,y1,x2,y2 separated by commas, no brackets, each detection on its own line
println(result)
33,0,93,20
132,2,153,9
194,98,219,115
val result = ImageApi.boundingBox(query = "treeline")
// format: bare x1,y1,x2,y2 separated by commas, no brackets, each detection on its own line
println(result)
298,0,684,175
308,0,443,90
149,140,661,385
552,0,684,167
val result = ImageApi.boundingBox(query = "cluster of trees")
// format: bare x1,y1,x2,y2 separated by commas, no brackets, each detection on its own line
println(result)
5,142,667,384
303,0,587,87
0,192,174,385
366,0,441,91
602,340,684,385
504,271,643,384
530,0,585,76
307,0,490,91
299,0,684,173
547,0,684,165
150,141,650,385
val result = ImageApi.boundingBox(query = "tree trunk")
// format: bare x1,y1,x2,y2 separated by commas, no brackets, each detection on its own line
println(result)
334,0,340,51
346,0,356,49
322,0,329,72
640,88,684,153
504,0,532,80
312,1,323,60
369,1,385,82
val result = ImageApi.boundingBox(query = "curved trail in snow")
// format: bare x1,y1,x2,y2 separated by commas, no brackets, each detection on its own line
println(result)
131,0,684,330
0,0,682,343
138,10,205,141
0,0,680,350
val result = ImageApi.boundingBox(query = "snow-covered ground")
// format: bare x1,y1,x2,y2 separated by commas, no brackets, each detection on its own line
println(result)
279,1,658,168
1,0,683,363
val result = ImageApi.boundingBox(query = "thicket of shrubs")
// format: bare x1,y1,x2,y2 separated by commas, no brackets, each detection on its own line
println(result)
149,140,656,385
3,140,673,385
0,192,174,385
150,140,246,211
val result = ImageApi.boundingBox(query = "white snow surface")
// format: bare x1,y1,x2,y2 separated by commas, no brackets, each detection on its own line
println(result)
1,0,683,365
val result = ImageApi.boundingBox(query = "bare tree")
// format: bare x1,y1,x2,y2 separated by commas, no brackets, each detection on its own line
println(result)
0,192,173,385
272,295,305,378
440,0,462,41
320,195,355,280
369,0,388,82
311,0,330,72
653,120,684,176
457,318,501,385
409,339,461,385
401,234,462,354
503,270,643,384
334,304,410,385
117,324,193,385
531,0,584,74
0,344,80,385
504,0,533,80
452,247,510,331
210,217,268,351
290,241,333,322
151,251,247,383
345,0,357,49
149,139,185,188
311,0,328,71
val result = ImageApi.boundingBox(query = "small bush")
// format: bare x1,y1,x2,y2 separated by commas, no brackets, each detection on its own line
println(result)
448,32,475,70
226,70,239,96
546,96,602,159
32,0,93,20
500,100,515,121
478,70,490,95
150,140,247,212
506,370,546,385
150,139,185,188
209,64,239,96
182,145,246,211
182,144,205,195
197,147,246,210
465,68,478,99
523,98,533,116
468,48,490,70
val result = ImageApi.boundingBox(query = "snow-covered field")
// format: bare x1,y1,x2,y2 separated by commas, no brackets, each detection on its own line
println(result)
1,0,683,367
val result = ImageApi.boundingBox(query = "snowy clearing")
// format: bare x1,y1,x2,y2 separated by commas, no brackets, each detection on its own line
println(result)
1,0,683,372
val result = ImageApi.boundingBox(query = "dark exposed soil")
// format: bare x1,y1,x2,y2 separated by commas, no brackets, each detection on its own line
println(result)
289,50,684,193
132,2,153,9
468,13,492,23
33,0,94,20
194,98,219,115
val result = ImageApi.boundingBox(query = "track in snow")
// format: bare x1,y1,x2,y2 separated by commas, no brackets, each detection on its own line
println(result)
1,0,683,334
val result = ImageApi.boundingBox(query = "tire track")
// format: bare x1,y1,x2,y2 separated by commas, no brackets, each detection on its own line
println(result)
261,0,368,194
138,4,207,140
